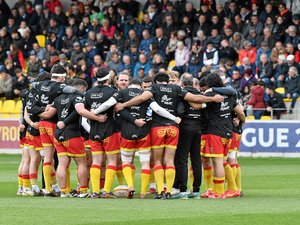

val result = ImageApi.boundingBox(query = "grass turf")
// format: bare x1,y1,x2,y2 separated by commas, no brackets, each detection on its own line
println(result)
0,155,300,225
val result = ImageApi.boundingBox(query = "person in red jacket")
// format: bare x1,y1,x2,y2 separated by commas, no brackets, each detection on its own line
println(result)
45,0,62,14
246,81,266,119
239,41,257,65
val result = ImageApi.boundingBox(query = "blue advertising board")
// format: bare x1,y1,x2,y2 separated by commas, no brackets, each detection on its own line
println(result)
240,120,300,153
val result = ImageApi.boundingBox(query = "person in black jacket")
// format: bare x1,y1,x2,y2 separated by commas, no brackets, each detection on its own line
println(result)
265,85,287,119
284,67,300,113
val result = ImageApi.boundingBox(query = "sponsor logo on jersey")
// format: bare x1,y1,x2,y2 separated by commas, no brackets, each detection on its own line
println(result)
41,86,51,92
161,95,173,106
160,87,172,93
61,98,70,104
90,93,103,99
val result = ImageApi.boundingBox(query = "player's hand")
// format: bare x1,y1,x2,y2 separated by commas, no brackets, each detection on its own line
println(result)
20,124,25,132
114,103,124,112
91,109,96,114
204,88,213,93
97,114,108,123
213,94,224,102
175,117,181,124
31,122,39,129
134,118,146,127
57,121,65,129
233,118,240,127
45,104,52,112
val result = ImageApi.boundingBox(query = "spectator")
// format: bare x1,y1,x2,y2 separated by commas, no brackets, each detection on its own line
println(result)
243,15,264,38
32,42,45,61
246,28,263,48
107,52,122,72
53,5,68,26
90,54,106,80
229,32,244,55
154,27,168,60
138,13,155,37
78,14,92,42
165,31,177,62
58,53,69,68
274,54,289,87
262,27,276,49
29,5,43,35
100,18,116,40
246,81,266,119
69,3,83,24
173,41,189,74
187,43,202,77
271,41,287,65
286,54,300,73
231,69,242,91
70,42,85,66
256,41,271,66
238,41,257,64
118,54,133,74
84,41,98,66
133,53,151,77
0,27,11,51
284,66,300,113
61,26,78,57
124,44,139,64
8,44,25,70
105,43,121,64
272,16,286,42
257,53,273,85
240,68,257,91
0,44,6,66
152,53,167,74
45,0,62,14
162,14,178,39
0,67,13,99
27,52,41,81
13,68,28,97
203,41,218,67
278,3,292,28
265,85,287,119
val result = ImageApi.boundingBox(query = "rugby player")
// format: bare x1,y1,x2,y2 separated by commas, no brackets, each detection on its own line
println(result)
30,64,82,196
75,68,120,198
200,71,245,198
41,79,90,198
115,72,224,199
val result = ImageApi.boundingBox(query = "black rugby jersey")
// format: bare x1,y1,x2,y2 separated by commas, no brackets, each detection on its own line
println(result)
206,92,237,138
113,88,151,140
232,90,243,134
81,85,117,141
31,80,67,123
181,86,202,126
20,90,29,139
148,83,187,127
53,93,82,141
25,89,40,136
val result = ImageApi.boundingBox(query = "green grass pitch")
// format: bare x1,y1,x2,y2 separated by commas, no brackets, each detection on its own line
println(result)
1,154,300,225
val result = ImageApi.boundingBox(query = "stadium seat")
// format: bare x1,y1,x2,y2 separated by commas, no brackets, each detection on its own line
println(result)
275,87,285,94
12,100,22,114
137,11,143,23
35,35,46,48
168,60,176,70
260,116,271,120
246,115,255,120
0,100,16,114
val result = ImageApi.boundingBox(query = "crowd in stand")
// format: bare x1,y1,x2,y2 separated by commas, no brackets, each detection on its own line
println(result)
0,0,300,118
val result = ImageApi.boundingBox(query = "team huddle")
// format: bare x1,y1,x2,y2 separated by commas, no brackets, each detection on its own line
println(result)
17,64,245,199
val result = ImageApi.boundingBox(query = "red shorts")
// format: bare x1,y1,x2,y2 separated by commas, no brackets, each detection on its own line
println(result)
39,121,56,147
200,134,208,152
229,132,242,152
90,132,120,155
26,133,43,151
20,137,27,148
121,134,151,152
54,136,86,157
150,126,179,150
201,134,232,158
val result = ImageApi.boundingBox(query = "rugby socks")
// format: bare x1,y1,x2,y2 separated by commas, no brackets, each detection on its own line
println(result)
189,166,194,190
224,162,237,191
116,167,125,185
103,165,117,193
60,187,68,194
66,167,71,192
230,164,237,179
236,164,242,191
203,165,213,190
213,177,225,195
79,186,88,194
154,166,164,193
18,174,23,187
43,162,52,192
29,173,38,186
141,169,150,194
149,163,155,184
131,165,136,185
122,164,133,188
22,174,30,189
50,172,57,185
90,164,101,194
165,166,175,193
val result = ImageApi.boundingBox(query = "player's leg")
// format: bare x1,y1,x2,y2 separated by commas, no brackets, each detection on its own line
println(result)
17,144,26,195
85,143,92,192
73,156,89,198
148,152,156,193
57,155,71,197
89,140,103,197
153,147,165,198
120,149,135,198
29,147,42,195
211,156,225,198
116,153,126,185
102,133,120,198
21,145,31,196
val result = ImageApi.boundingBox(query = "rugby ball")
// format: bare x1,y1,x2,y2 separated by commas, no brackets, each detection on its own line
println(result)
113,185,128,198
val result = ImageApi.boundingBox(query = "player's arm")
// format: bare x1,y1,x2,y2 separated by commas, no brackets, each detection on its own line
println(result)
93,97,118,114
62,85,84,96
118,109,146,127
187,102,207,110
39,106,57,120
62,110,78,126
233,105,246,124
210,86,236,96
184,92,224,103
75,103,107,123
115,91,153,112
24,108,39,129
81,117,90,133
149,102,181,124
28,95,45,114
